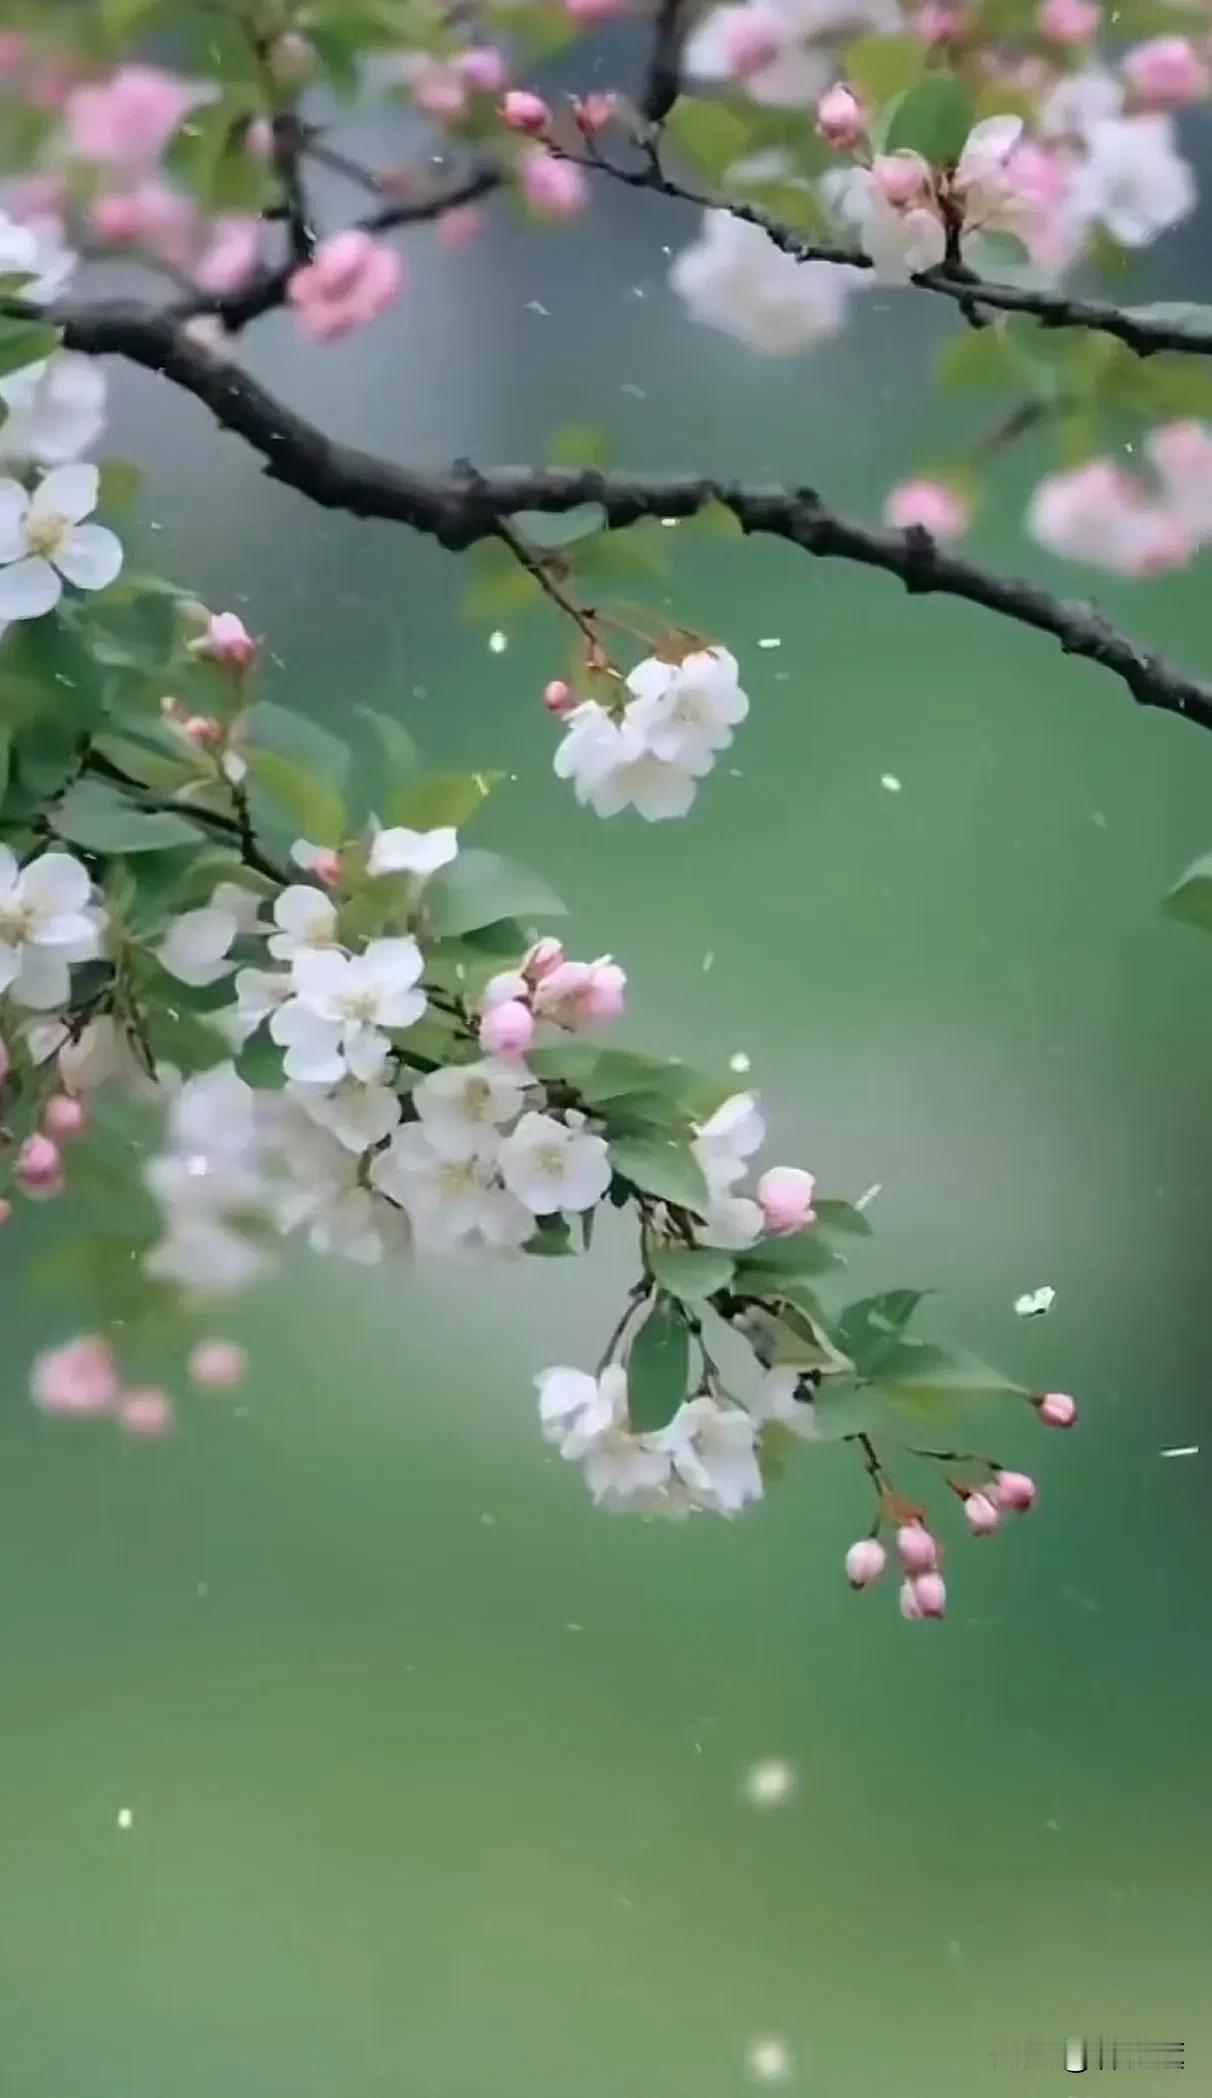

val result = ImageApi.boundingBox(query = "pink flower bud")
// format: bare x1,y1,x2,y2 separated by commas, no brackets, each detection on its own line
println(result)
910,1570,947,1618
523,937,565,983
183,714,223,746
994,1468,1037,1511
16,1133,63,1199
533,956,626,1028
899,1577,924,1619
1123,36,1210,109
1036,1389,1077,1429
896,1522,938,1574
912,1,968,41
872,152,931,209
884,479,970,541
723,14,781,77
816,84,866,149
501,89,551,134
120,1387,174,1436
311,849,343,886
201,610,257,668
288,230,405,343
574,92,617,135
1036,0,1100,43
519,149,588,219
565,0,624,19
845,1537,886,1588
580,959,627,1023
756,1166,817,1236
479,999,536,1059
32,1335,120,1416
458,47,508,95
189,1339,247,1390
438,204,486,248
544,678,574,715
963,1489,1000,1536
43,1094,87,1141
412,71,468,122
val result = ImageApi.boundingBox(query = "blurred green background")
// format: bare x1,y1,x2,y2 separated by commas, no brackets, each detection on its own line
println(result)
3,112,1212,2096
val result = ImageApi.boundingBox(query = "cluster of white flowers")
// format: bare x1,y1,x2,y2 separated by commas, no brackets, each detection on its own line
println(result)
553,647,749,821
0,848,107,1009
670,211,865,355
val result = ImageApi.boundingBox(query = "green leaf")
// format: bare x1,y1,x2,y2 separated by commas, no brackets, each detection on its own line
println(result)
648,1243,736,1303
883,74,972,165
814,1198,874,1238
0,319,60,379
665,97,751,183
526,1218,575,1256
356,705,422,795
248,748,345,845
389,769,502,830
734,1230,843,1289
609,1135,710,1215
248,700,351,787
513,504,606,551
1164,851,1212,933
164,101,273,213
51,780,202,853
836,1289,925,1375
846,32,928,105
425,848,566,936
875,1343,1026,1416
627,1299,689,1432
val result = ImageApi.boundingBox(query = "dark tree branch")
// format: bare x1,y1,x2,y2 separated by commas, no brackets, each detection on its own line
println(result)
572,147,1212,359
641,0,692,126
42,295,1212,734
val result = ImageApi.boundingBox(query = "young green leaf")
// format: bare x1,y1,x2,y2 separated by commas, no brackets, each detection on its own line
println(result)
248,748,345,846
883,74,972,165
627,1298,689,1432
835,1289,926,1375
609,1135,710,1214
1164,850,1212,933
648,1243,736,1303
425,848,566,935
51,781,203,853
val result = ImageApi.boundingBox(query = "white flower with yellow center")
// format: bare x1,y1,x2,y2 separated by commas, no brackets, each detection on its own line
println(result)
0,463,122,621
411,1058,527,1162
270,937,426,1083
371,1123,533,1251
498,1109,611,1215
0,846,104,1007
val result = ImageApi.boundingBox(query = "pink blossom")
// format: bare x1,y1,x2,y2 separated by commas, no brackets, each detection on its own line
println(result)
1028,460,1192,576
534,956,627,1027
479,999,536,1059
501,89,551,134
963,1489,1001,1536
192,216,260,294
722,12,782,77
183,715,222,746
66,65,199,168
458,48,509,96
520,151,590,219
1037,1389,1078,1428
288,231,405,343
844,1537,886,1588
899,1577,924,1619
438,205,487,248
410,68,468,122
1148,420,1212,541
574,94,618,135
912,4,969,44
15,1133,63,1199
189,1339,248,1389
896,1522,938,1574
120,1388,174,1436
544,679,574,715
909,1570,947,1618
1123,37,1211,110
310,849,343,886
195,611,257,668
872,153,932,209
565,0,626,20
756,1166,817,1235
43,1094,87,1141
994,1469,1037,1511
884,479,970,540
523,937,566,983
90,182,197,266
1037,0,1099,42
816,85,866,150
32,1335,120,1417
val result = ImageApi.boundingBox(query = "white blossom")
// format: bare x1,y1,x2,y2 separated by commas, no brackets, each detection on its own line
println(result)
536,1363,623,1451
287,1075,402,1154
656,1394,764,1514
411,1058,527,1161
275,1119,401,1264
691,1091,767,1247
536,1362,680,1511
553,700,701,822
754,1365,821,1438
0,847,104,1008
0,354,106,467
670,211,861,354
158,882,261,987
143,1065,278,1293
0,207,76,304
270,938,426,1083
498,1109,611,1215
371,1123,533,1251
266,883,339,963
1071,116,1195,247
366,823,458,878
227,966,291,1044
625,647,749,770
0,463,123,622
684,0,896,109
826,163,946,281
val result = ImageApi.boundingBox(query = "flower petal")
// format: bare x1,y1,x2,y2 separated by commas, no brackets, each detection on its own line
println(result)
54,522,123,591
31,460,98,525
20,851,91,916
0,556,60,621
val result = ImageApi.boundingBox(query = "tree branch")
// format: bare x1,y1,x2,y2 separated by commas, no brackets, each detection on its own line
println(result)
574,147,1212,359
641,0,693,126
44,295,1212,734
